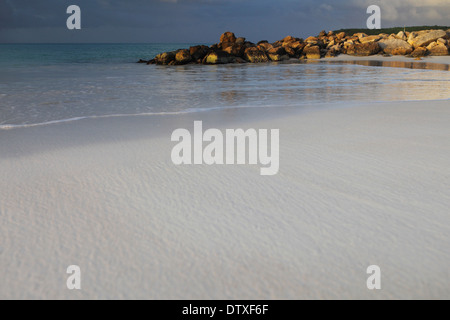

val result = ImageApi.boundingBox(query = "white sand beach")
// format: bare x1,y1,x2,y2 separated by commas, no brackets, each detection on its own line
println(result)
1,98,449,300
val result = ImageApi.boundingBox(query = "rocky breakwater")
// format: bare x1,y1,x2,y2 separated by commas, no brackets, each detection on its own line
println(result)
139,29,450,65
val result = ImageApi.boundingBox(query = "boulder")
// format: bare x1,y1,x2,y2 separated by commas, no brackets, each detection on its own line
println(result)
305,36,319,44
272,40,283,48
396,31,407,40
407,32,418,44
175,49,192,64
267,47,289,61
378,39,413,55
219,31,237,49
258,42,273,52
282,35,296,44
223,43,246,57
359,35,381,43
203,50,233,64
391,47,412,56
408,30,447,48
304,46,321,59
427,42,449,56
289,41,306,53
244,47,269,63
137,59,148,64
347,42,381,56
355,33,368,40
244,41,256,48
328,44,342,54
236,37,246,45
155,51,176,65
283,46,296,57
189,45,209,61
437,38,448,45
220,31,236,44
210,44,220,50
336,32,346,40
324,50,337,58
410,47,428,58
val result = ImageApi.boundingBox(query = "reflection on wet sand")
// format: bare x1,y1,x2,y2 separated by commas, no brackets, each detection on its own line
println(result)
311,59,450,71
191,60,450,107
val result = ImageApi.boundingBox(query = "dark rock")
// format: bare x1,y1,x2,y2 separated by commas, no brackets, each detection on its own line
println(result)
283,46,296,57
336,32,346,40
324,50,337,58
137,59,148,64
244,47,269,63
288,41,305,50
202,50,233,64
304,46,321,59
235,57,247,63
175,49,192,64
219,31,237,49
189,45,209,61
272,40,283,48
220,31,237,44
282,36,297,43
223,43,246,57
244,42,257,49
258,42,273,52
210,44,220,50
286,41,306,56
155,51,176,65
236,37,246,45
305,36,319,45
347,42,381,56
267,47,289,61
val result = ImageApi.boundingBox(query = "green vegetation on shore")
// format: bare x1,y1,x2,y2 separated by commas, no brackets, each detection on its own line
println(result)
333,26,450,36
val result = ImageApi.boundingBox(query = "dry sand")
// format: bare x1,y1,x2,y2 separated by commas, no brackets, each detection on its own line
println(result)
1,98,449,299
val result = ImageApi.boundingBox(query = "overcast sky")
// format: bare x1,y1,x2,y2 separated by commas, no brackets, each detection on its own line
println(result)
0,0,449,43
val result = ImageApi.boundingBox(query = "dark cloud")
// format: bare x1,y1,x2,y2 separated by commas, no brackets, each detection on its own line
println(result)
0,0,448,43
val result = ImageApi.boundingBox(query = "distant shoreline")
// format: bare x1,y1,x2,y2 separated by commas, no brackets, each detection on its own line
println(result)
141,29,450,67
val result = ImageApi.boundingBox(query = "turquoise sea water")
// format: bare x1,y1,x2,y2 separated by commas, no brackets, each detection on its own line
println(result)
0,43,449,128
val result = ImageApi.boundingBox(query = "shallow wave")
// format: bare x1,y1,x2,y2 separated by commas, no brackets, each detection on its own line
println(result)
0,104,277,130
1,98,449,130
